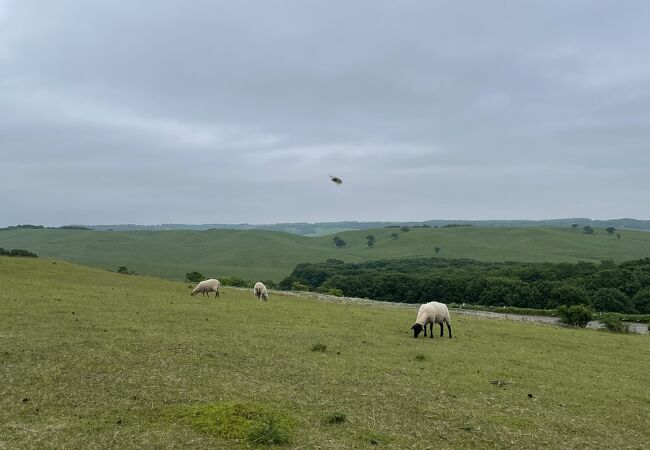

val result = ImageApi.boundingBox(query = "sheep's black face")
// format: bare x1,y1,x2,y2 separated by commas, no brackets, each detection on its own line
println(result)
411,324,423,338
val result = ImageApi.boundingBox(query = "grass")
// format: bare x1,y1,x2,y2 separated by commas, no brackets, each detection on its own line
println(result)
1,256,649,448
2,226,650,282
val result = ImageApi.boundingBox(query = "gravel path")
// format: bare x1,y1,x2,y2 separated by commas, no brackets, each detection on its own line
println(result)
231,287,649,334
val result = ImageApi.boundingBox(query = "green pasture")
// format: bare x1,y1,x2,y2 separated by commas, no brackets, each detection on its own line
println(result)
1,257,648,448
2,226,649,282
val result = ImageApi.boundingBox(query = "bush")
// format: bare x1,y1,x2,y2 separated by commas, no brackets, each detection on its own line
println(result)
0,248,38,257
291,282,310,291
316,286,344,297
185,271,204,283
598,313,629,333
220,277,251,288
116,266,136,275
558,305,594,327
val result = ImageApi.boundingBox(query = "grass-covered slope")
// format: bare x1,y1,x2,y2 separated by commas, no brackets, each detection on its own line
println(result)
1,256,649,448
2,226,650,281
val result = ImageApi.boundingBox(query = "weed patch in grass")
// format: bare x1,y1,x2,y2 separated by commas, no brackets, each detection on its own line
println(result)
414,354,426,361
325,412,347,424
310,343,327,352
171,402,293,445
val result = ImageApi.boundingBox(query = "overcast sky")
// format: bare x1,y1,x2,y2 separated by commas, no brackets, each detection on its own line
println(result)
1,0,649,226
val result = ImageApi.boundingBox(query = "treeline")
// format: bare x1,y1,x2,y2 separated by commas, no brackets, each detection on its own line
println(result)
279,257,650,314
0,248,38,257
0,224,91,231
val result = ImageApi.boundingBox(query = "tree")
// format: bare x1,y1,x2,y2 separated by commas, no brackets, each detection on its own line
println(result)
583,225,594,234
558,305,594,328
332,235,346,247
606,227,616,234
390,232,399,240
401,226,410,232
616,233,621,239
117,266,132,274
591,288,632,313
366,235,376,248
434,246,441,254
571,224,579,229
186,271,204,283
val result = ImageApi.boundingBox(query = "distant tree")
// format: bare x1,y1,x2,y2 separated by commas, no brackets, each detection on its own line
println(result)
332,235,346,247
583,225,594,234
117,266,135,275
390,232,399,239
632,288,650,314
571,224,579,229
616,233,621,239
606,227,616,234
401,226,410,232
186,271,204,283
434,246,441,254
591,288,632,313
366,235,375,248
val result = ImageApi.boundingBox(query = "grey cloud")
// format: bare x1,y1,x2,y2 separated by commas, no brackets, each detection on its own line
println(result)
1,0,649,226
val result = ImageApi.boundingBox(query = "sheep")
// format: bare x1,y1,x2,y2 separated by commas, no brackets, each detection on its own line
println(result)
411,301,452,338
191,279,220,298
254,281,268,301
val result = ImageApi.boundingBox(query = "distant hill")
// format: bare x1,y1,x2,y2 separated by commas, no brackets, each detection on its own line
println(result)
4,218,649,236
2,226,650,282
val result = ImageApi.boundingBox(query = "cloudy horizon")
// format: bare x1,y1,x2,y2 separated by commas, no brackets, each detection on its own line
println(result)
1,0,649,227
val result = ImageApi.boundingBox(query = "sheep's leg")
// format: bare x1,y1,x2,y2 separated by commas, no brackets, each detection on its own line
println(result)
439,322,444,337
423,325,427,337
429,322,434,338
446,321,452,339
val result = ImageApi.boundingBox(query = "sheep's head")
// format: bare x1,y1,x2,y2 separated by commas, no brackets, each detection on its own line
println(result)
190,291,195,297
411,323,423,338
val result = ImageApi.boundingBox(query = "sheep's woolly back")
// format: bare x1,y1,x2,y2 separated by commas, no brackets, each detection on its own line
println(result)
192,279,220,293
254,282,269,301
416,301,451,326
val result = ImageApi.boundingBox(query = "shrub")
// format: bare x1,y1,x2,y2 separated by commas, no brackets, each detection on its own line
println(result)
0,248,38,257
116,266,136,275
220,277,251,288
185,271,204,283
317,286,344,297
291,282,310,291
558,305,594,327
598,313,629,333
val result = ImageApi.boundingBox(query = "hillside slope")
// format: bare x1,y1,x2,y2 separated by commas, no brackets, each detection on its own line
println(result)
1,226,650,281
1,256,648,449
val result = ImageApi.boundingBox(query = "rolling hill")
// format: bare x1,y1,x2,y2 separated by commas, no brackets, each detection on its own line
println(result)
1,256,648,448
2,226,650,282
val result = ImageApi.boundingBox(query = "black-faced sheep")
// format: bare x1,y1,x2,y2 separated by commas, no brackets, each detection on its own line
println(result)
191,279,220,298
254,282,268,301
411,301,452,338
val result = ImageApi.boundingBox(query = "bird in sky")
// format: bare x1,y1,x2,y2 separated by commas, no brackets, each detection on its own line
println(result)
329,175,342,185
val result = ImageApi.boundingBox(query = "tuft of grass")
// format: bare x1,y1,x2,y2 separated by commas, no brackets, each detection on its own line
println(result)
310,343,327,352
171,402,293,445
325,412,347,424
247,415,291,445
414,354,426,361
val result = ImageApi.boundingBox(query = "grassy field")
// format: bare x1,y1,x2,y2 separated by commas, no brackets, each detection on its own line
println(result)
1,256,649,449
2,226,650,282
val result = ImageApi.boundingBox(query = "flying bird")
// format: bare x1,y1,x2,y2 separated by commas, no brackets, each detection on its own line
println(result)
329,175,342,185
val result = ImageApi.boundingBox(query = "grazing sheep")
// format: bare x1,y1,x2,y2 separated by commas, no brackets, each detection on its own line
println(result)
191,279,220,298
254,282,268,301
411,301,452,339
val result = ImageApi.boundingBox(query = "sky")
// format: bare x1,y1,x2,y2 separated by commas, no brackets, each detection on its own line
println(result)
1,0,649,227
